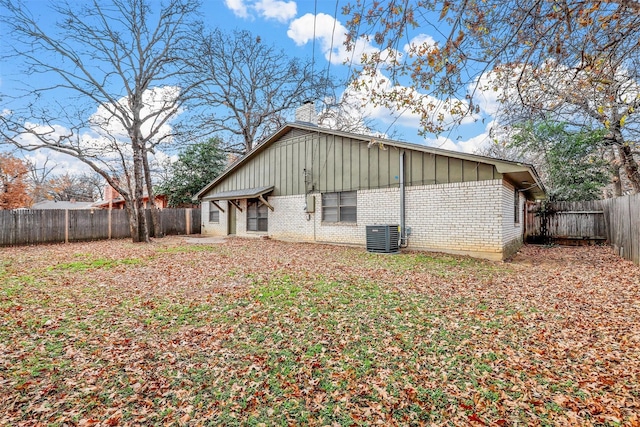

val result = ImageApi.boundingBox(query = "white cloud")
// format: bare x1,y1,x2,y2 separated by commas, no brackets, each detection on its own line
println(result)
287,13,400,65
23,149,92,176
254,0,296,22
421,119,499,154
90,86,180,148
14,86,183,184
224,0,249,18
224,0,297,22
403,34,436,55
424,130,492,154
346,69,474,129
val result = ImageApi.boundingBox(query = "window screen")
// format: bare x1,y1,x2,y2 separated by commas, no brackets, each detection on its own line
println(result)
209,202,219,223
247,199,268,231
322,191,357,223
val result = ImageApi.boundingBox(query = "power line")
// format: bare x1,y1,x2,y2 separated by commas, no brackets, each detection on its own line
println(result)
311,0,317,78
324,0,340,99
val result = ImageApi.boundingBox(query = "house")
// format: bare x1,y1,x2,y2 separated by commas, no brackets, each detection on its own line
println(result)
30,200,95,210
194,123,545,261
92,184,167,209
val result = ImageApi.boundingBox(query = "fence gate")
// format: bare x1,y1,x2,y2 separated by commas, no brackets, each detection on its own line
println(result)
524,201,607,245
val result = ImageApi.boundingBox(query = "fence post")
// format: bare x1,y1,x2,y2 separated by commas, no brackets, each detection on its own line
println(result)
108,207,112,240
64,209,69,244
186,208,191,235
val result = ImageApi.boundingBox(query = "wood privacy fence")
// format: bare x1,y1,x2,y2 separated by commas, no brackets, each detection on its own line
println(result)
525,196,640,265
524,200,607,245
0,208,201,247
601,194,640,265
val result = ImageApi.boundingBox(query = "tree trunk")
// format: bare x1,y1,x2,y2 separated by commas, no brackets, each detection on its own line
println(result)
611,127,640,194
607,147,623,197
142,146,163,238
132,141,149,243
617,143,640,194
123,197,138,241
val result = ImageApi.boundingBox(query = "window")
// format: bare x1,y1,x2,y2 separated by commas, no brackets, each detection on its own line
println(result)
514,189,520,224
322,191,357,223
209,202,220,223
247,199,268,231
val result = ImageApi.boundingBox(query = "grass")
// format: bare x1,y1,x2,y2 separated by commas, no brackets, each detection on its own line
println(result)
49,257,143,271
0,237,638,426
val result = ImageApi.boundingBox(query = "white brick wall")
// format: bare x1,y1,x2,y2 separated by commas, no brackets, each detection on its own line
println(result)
404,181,504,257
268,195,315,241
501,182,524,257
201,200,228,236
199,179,525,260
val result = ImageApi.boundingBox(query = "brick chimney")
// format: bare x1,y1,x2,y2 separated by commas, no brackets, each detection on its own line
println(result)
295,101,317,125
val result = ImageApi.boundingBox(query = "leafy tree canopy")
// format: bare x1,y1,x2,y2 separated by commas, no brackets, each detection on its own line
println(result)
510,121,610,201
157,138,225,207
0,153,32,209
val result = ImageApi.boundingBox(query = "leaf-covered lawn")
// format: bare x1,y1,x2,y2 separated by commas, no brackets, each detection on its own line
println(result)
1,237,638,426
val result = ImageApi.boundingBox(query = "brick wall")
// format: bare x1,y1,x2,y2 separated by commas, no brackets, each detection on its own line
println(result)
501,182,524,258
200,179,524,260
201,200,228,236
404,180,504,258
268,195,315,241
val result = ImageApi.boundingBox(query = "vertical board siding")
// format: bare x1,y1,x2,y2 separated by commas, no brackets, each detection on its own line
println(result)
409,151,421,185
463,160,478,182
0,208,200,247
449,158,463,183
369,146,379,189
435,155,448,184
359,143,369,189
208,131,503,196
388,149,400,188
423,154,436,185
478,163,495,181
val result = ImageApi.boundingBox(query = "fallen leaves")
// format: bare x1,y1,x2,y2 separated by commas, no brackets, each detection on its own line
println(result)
0,238,638,425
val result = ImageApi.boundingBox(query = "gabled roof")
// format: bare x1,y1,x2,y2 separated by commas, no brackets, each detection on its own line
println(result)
31,200,95,210
195,123,546,200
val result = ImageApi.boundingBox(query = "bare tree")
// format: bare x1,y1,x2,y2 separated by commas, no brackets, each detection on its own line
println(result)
41,173,101,202
0,0,201,241
318,91,379,135
24,155,58,203
186,28,331,154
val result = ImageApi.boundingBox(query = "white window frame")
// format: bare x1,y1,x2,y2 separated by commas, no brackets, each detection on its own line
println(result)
322,191,357,223
209,202,220,223
247,199,268,232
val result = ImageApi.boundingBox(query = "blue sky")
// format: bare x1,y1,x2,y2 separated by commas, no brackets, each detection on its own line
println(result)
0,0,501,175
204,0,500,152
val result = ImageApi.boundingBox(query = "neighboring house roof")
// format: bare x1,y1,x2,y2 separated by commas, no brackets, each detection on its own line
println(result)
195,123,546,200
91,193,167,209
91,197,125,208
31,200,95,210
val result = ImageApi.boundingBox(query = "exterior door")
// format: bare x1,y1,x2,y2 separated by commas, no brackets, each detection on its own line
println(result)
228,202,237,235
